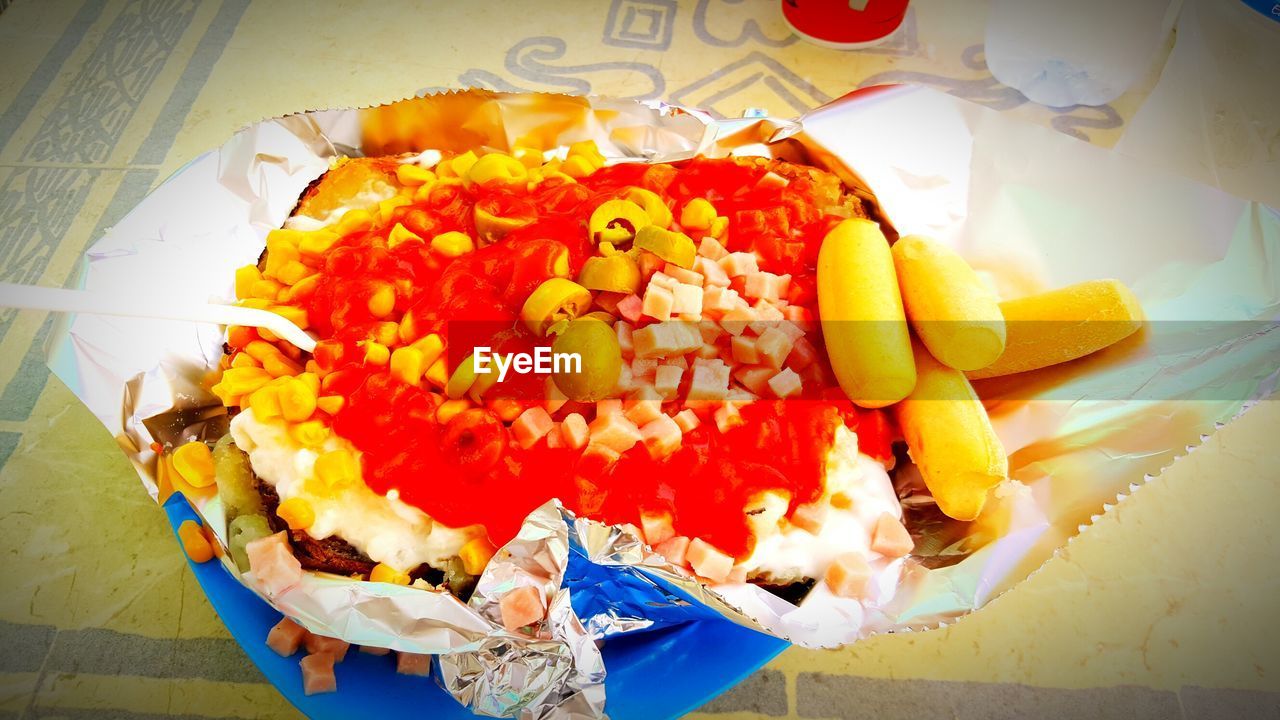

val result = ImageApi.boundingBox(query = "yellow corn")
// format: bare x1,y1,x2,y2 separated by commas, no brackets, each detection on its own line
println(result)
709,216,729,238
277,496,316,530
467,153,528,186
244,340,279,363
335,209,374,235
388,222,423,249
369,562,410,585
230,352,260,369
424,357,448,389
567,140,606,169
435,398,472,424
248,386,282,419
219,367,273,396
513,146,543,168
389,347,426,385
297,229,340,257
680,198,716,231
297,372,320,395
264,238,301,279
173,442,216,488
315,449,358,489
178,520,214,563
251,278,284,300
431,231,474,258
261,353,303,379
277,377,318,422
488,397,523,422
459,537,497,575
411,333,445,366
378,195,412,222
269,304,309,330
363,341,390,366
395,163,435,186
290,420,329,448
372,321,399,347
235,265,263,299
237,298,270,311
561,155,596,179
397,312,421,344
366,284,396,318
449,150,479,177
316,395,345,415
276,260,313,286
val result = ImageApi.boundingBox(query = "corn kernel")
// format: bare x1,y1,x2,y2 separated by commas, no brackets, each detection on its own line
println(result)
178,520,214,563
435,398,471,424
388,222,423,249
680,198,716,231
316,395,345,415
289,274,322,303
237,297,270,311
372,321,399,347
264,237,301,279
567,140,606,168
369,563,410,585
269,304,309,330
261,353,303,378
459,537,497,575
389,347,426,385
449,150,479,177
230,352,260,369
488,398,523,422
561,155,596,179
335,209,374,235
362,341,390,366
410,333,445,367
220,367,273,396
709,216,729,238
277,377,318,422
513,146,543,168
297,229,340,257
296,372,320,395
251,278,284,300
395,163,436,186
235,265,263,299
226,325,256,348
244,340,279,363
398,312,421,344
277,497,316,530
467,153,528,186
173,442,216,488
424,357,448,389
378,195,412,222
248,385,282,419
315,449,358,489
276,260,313,286
366,284,396,318
430,231,474,258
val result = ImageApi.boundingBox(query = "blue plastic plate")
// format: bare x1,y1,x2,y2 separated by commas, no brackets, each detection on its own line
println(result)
164,494,788,719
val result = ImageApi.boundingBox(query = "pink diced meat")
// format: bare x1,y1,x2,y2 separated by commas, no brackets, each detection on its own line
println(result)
649,271,678,290
632,322,702,358
512,406,555,449
663,263,704,286
726,566,748,584
396,652,432,676
625,387,664,426
561,412,590,449
615,320,634,354
544,377,568,413
743,272,790,301
544,424,564,448
671,283,703,317
588,411,642,453
672,409,700,433
870,513,914,558
786,336,819,371
698,237,729,260
694,257,730,288
719,306,757,336
640,510,676,545
617,294,644,323
596,399,623,417
631,357,658,381
305,633,350,662
825,553,873,599
266,617,308,657
642,283,675,321
713,403,744,433
734,366,775,395
686,360,730,401
499,585,546,631
640,414,683,459
718,252,758,277
246,532,303,596
768,368,803,398
730,335,760,364
654,364,683,398
789,502,827,534
687,538,734,582
654,536,691,566
300,653,337,695
755,327,795,369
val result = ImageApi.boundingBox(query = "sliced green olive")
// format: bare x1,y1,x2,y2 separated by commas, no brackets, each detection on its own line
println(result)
634,225,697,268
588,199,651,244
520,278,593,336
624,187,673,229
551,318,622,402
577,254,642,294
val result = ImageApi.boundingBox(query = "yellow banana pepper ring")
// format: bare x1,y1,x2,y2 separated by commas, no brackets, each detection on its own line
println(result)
577,254,642,294
623,187,674,229
588,199,651,244
520,278,594,336
634,225,697,268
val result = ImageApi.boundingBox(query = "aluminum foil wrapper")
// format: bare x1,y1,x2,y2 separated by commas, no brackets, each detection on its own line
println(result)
47,87,1280,717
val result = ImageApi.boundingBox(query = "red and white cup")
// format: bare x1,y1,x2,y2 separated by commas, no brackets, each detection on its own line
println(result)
781,0,910,49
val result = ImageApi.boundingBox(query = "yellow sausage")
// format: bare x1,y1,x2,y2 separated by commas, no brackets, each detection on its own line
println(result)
892,235,1006,371
817,218,915,408
896,342,1008,521
967,279,1143,380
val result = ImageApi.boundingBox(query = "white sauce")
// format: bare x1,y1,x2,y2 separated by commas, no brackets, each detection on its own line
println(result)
283,182,397,231
229,409,482,572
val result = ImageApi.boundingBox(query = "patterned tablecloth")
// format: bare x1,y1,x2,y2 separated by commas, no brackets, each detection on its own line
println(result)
0,1,1277,718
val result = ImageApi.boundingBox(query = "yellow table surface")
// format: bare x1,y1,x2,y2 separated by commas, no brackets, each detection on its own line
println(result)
0,1,1276,718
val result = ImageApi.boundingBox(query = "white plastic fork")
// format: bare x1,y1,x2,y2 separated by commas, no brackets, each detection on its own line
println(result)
0,281,317,353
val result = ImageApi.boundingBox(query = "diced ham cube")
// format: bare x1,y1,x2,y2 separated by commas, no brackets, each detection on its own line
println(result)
360,645,391,656
642,283,675,321
625,386,664,426
512,406,555,449
589,411,642,453
617,294,644,323
632,357,658,381
636,250,665,279
266,617,308,657
582,442,621,468
545,424,564,448
783,304,813,327
499,585,545,631
305,633,350,662
632,322,703,358
640,414,683,459
756,327,795,369
687,360,730,401
790,502,827,534
649,271,678,290
665,355,689,370
596,399,623,417
719,306,757,336
774,320,806,341
694,257,730,288
730,335,760,364
702,286,744,314
687,538,734,582
718,252,758,278
748,302,785,335
561,412,590,449
300,653,337,695
743,272,791,302
246,532,303,596
698,237,729,260
734,366,775,395
714,403,744,433
615,320,634,354
664,263,704,286
698,321,724,344
613,362,635,394
757,171,788,189
654,535,691,566
594,291,624,315
825,553,873,599
726,566,748,584
397,652,432,676
654,364,683,398
726,387,758,405
640,510,676,545
672,409,701,433
785,336,819,372
871,513,914,558
672,283,703,316
694,342,720,360
768,368,803,398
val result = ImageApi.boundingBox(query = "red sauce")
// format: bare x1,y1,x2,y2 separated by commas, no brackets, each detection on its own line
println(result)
286,157,894,558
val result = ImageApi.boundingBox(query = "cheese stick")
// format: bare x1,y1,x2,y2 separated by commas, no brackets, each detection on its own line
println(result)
967,279,1143,380
896,341,1008,521
892,235,1006,371
818,218,915,408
